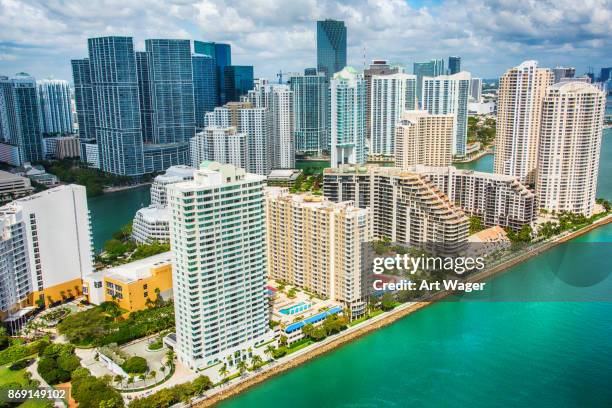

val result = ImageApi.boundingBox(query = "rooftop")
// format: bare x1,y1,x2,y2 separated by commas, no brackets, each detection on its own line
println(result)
85,251,173,284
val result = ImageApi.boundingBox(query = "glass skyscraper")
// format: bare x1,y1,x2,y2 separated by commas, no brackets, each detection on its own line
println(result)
0,73,44,163
290,69,329,154
145,39,195,144
223,65,254,102
317,19,347,79
194,41,231,105
36,79,73,135
88,36,144,176
71,59,96,141
413,59,445,103
192,54,217,128
448,56,461,74
136,51,154,143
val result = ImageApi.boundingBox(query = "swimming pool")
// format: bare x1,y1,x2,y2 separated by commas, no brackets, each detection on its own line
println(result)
279,302,311,315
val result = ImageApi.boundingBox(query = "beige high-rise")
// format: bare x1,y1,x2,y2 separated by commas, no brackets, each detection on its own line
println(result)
395,110,454,168
536,81,605,217
265,188,372,314
494,60,553,184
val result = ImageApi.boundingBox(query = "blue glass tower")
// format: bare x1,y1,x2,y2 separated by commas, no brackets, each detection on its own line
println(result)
88,36,144,176
145,39,195,144
317,20,347,79
290,69,329,154
223,66,254,102
448,56,461,74
413,59,445,104
192,54,217,128
194,41,231,105
136,51,154,143
0,73,43,163
71,59,96,141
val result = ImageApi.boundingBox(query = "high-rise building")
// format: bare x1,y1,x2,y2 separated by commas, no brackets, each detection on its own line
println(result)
36,79,73,135
0,185,93,331
552,66,576,83
71,59,96,141
189,126,248,170
330,67,366,167
150,165,194,206
194,41,231,106
448,56,461,75
324,166,468,256
0,73,43,164
370,72,417,155
395,110,454,168
412,165,536,230
136,52,154,143
317,19,347,79
192,54,217,128
87,36,144,176
265,188,372,316
289,69,329,155
364,60,400,143
470,78,482,102
494,60,553,184
599,67,612,83
145,39,195,144
536,81,605,217
168,161,270,370
413,59,445,102
224,65,254,103
421,72,471,157
269,85,294,169
203,102,271,176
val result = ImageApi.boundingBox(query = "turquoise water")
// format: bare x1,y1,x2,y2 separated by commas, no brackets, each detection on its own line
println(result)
87,185,151,252
455,153,494,172
279,302,311,315
219,132,612,408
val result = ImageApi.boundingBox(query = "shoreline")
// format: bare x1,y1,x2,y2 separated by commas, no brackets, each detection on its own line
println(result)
191,214,612,407
102,182,151,194
453,148,493,163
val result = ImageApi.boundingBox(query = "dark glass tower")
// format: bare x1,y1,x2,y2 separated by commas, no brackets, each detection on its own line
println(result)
448,56,461,74
192,54,217,128
71,59,96,141
136,51,154,143
194,41,231,105
223,66,254,102
317,19,347,79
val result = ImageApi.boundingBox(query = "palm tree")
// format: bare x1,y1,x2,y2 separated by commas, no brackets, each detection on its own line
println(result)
264,345,275,360
236,360,247,376
149,370,156,382
127,376,134,387
218,364,229,381
278,335,288,347
165,350,175,364
250,355,263,370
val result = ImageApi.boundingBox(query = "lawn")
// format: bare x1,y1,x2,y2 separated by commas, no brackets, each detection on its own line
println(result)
0,363,30,386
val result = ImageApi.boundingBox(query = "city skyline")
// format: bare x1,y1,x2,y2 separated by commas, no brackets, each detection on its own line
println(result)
0,0,610,82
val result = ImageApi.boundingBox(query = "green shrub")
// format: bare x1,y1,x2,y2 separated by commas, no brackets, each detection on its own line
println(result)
122,356,148,374
128,375,212,408
0,339,49,365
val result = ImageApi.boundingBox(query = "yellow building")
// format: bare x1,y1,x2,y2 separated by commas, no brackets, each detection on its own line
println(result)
82,252,173,313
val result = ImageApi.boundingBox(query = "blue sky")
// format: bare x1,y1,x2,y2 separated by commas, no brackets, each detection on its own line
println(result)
0,0,610,82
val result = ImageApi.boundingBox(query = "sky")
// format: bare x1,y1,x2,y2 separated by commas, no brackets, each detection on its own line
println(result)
0,0,610,83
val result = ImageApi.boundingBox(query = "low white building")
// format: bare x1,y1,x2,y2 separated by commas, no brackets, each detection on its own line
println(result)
131,205,170,243
0,171,33,202
467,226,511,257
468,101,495,115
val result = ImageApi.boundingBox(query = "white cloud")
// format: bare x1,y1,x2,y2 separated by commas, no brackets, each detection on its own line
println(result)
0,0,609,82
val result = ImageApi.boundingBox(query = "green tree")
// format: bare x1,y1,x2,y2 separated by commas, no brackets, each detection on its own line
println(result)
122,356,148,374
469,216,484,234
381,293,395,311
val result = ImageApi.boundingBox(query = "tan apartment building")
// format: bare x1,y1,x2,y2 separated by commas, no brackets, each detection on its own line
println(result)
395,110,454,168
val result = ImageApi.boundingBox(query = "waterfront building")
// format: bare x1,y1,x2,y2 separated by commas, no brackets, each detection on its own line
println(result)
470,78,482,102
192,54,217,127
36,79,73,135
189,126,248,170
71,59,96,140
421,72,471,157
224,65,254,103
204,102,271,176
412,165,536,230
135,51,154,143
81,142,100,169
0,73,43,163
448,56,461,75
0,171,33,203
87,36,144,176
494,60,553,184
395,110,454,168
330,67,366,168
265,188,372,316
317,19,347,79
536,81,606,217
0,143,22,166
370,72,417,155
467,226,511,257
83,252,172,311
168,161,271,370
42,136,80,159
194,41,231,106
413,59,445,103
131,205,170,244
324,165,468,255
289,70,329,154
150,165,194,206
0,185,93,330
553,66,576,83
